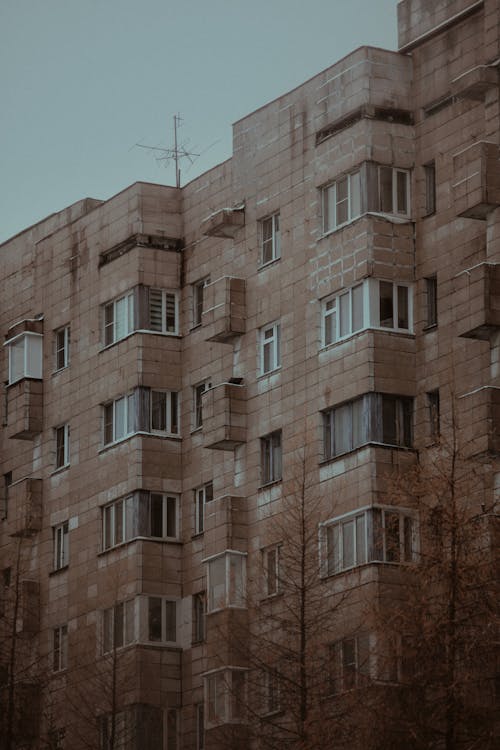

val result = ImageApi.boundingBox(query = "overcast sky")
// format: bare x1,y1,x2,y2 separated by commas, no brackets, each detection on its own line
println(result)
0,0,399,244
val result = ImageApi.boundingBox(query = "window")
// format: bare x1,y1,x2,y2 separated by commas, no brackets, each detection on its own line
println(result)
103,394,135,445
1,472,12,520
260,213,281,265
193,381,211,429
322,171,361,233
263,668,281,715
206,551,246,611
260,322,281,374
193,592,206,643
323,393,413,459
55,424,70,469
425,276,438,328
263,546,280,596
321,506,418,576
53,522,69,570
5,333,43,384
194,482,214,535
147,597,177,643
424,162,436,215
151,390,179,435
54,326,70,370
102,600,135,653
102,492,179,550
261,431,282,485
329,635,371,693
195,703,204,750
205,668,246,726
53,625,68,672
148,289,178,334
321,279,411,346
427,389,440,440
378,166,410,216
166,709,179,750
193,278,210,327
103,291,134,346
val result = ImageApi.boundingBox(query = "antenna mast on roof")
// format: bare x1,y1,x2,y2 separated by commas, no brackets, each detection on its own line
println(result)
135,114,199,188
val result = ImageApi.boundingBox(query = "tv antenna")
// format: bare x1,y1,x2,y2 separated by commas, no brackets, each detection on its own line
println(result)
135,114,199,188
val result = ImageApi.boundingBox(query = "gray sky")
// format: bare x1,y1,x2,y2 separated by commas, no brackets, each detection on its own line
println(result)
0,0,399,244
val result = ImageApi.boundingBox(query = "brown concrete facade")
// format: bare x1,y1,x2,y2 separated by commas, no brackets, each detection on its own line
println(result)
0,1,498,748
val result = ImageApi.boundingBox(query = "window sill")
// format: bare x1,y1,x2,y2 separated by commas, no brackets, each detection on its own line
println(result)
190,323,202,332
258,257,281,271
423,323,438,332
100,431,180,454
257,366,281,380
51,464,70,476
191,531,204,540
190,426,203,435
258,479,282,491
50,565,69,576
320,442,416,465
100,329,181,353
51,366,69,376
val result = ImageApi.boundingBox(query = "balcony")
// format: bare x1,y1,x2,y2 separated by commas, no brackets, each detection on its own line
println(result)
200,206,245,238
9,478,42,537
6,379,43,440
455,263,500,340
202,276,246,343
458,386,500,458
204,495,248,558
202,382,246,450
16,580,40,635
453,142,500,220
451,65,499,102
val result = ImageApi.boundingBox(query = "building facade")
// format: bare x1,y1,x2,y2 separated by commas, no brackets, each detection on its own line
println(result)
0,0,498,748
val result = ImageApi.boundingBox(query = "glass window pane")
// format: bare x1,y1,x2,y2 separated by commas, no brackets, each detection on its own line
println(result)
351,398,365,448
327,523,341,574
371,508,383,561
170,392,179,434
114,397,126,440
148,597,162,641
166,496,177,538
342,520,355,568
385,511,400,562
115,499,124,544
334,403,351,455
397,286,409,328
149,289,163,332
151,391,166,431
165,293,176,332
379,167,393,212
350,171,361,218
351,285,363,332
336,177,349,226
209,557,226,610
404,515,414,562
115,297,127,340
382,396,397,445
114,603,124,648
165,600,176,642
150,493,164,537
10,338,25,382
379,281,394,328
229,554,243,606
104,404,114,444
356,514,366,565
396,170,408,214
339,293,350,337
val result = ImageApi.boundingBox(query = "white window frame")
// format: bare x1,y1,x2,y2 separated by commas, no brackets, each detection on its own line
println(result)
53,522,69,570
144,596,178,645
205,551,247,612
321,279,412,347
55,424,70,470
103,393,135,446
150,390,180,436
5,332,43,384
260,322,281,375
261,431,282,485
54,326,70,371
102,492,179,550
193,380,211,430
194,481,213,535
320,504,418,576
263,545,280,597
148,288,179,335
102,599,136,654
53,624,68,672
193,278,210,327
329,634,372,693
378,166,410,217
322,170,361,234
260,213,281,266
204,668,247,727
103,291,134,346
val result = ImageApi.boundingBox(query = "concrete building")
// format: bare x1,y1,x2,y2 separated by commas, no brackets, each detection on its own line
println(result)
0,0,498,748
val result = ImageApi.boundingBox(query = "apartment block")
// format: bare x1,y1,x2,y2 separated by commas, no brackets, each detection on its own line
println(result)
0,1,498,748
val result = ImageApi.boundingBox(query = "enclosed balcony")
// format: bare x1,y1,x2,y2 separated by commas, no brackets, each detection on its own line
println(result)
451,65,499,102
453,141,500,220
9,478,42,537
204,495,248,559
202,382,246,450
202,276,246,343
200,206,245,238
6,379,43,440
458,386,500,458
455,263,500,340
